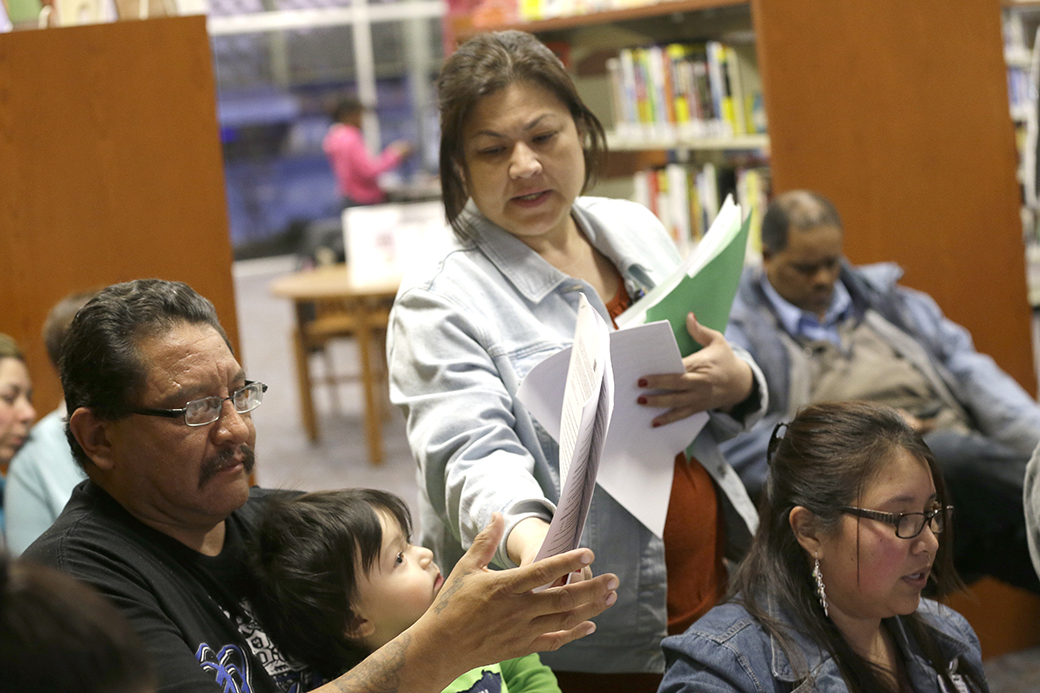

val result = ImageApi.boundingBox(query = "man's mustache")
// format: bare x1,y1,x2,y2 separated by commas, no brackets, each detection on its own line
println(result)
198,445,255,488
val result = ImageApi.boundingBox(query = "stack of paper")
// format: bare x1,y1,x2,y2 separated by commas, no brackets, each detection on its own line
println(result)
517,196,750,541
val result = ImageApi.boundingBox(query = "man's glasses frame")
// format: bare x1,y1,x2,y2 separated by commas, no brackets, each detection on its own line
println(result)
128,381,268,427
841,504,953,539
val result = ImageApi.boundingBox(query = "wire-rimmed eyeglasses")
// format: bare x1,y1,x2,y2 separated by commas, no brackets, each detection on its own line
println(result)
128,381,268,427
841,504,953,539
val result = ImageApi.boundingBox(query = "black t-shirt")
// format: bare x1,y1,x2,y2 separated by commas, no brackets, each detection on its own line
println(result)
24,481,324,693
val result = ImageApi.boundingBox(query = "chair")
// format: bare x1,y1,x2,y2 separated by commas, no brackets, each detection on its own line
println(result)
271,265,399,466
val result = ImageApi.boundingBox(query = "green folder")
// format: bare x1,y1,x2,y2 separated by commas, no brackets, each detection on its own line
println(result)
616,194,750,356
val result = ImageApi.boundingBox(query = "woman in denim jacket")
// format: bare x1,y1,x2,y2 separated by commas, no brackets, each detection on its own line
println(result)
387,31,765,693
659,402,988,692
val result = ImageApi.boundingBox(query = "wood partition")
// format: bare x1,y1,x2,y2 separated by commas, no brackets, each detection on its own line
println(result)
0,16,238,412
753,0,1040,658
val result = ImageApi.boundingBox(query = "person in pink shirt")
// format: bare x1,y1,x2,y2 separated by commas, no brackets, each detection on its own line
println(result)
323,96,413,208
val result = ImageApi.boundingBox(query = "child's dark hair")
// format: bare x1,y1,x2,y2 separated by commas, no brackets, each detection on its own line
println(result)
251,489,413,680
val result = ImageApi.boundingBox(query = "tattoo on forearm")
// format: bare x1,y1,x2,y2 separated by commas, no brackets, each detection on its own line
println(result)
334,632,410,693
432,574,465,615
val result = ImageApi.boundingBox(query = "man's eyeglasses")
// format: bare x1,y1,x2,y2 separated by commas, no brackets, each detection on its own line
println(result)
841,504,953,539
129,381,268,427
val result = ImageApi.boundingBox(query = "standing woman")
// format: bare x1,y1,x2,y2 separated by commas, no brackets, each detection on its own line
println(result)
659,401,988,692
388,30,765,691
0,334,38,532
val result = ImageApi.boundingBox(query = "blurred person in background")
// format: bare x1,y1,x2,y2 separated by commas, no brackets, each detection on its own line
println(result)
5,290,96,555
0,333,37,535
324,94,414,209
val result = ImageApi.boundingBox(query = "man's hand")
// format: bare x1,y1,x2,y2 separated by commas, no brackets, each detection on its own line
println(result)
636,312,754,427
425,513,616,658
323,514,617,693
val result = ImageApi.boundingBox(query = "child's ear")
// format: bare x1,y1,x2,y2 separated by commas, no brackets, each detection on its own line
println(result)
345,614,374,640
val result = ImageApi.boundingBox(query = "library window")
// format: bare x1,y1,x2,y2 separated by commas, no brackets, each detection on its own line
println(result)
207,0,444,254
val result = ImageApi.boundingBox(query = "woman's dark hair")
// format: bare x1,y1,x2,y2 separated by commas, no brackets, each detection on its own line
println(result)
330,95,365,125
729,401,981,693
59,279,231,470
0,552,156,693
250,489,414,680
436,30,607,240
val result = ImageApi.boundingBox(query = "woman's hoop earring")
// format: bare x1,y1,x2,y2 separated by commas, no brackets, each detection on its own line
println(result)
813,553,829,617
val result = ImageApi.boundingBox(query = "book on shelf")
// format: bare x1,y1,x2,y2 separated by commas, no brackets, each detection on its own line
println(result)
606,40,761,145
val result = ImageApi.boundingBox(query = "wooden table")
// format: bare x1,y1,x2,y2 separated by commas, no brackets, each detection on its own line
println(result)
270,264,399,465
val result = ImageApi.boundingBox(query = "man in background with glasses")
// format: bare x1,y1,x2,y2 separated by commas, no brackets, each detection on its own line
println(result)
23,278,617,693
724,189,1040,596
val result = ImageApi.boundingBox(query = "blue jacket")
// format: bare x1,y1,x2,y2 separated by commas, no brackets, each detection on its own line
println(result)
388,197,764,674
722,262,1040,496
659,598,988,692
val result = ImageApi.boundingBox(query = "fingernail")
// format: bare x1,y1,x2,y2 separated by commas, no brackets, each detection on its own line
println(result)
584,622,597,635
605,592,617,607
637,378,647,387
636,396,647,405
652,421,661,428
607,577,619,590
580,552,593,565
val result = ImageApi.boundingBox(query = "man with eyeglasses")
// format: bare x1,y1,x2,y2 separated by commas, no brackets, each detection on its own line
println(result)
722,189,1040,595
23,278,618,693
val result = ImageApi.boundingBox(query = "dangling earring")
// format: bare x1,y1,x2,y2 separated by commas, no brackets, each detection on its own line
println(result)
813,553,829,617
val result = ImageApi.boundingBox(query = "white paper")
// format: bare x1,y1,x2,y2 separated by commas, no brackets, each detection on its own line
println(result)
532,294,613,572
517,320,707,538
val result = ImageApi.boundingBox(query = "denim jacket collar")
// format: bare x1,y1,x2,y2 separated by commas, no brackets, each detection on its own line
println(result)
459,199,663,305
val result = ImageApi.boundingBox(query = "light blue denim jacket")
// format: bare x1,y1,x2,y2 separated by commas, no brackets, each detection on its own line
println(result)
387,197,764,673
660,598,988,692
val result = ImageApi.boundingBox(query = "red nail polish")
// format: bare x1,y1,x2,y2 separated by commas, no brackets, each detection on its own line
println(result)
637,396,647,405
652,421,661,428
637,379,647,387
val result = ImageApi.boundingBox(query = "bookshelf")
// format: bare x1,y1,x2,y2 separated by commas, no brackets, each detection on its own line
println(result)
454,0,1040,658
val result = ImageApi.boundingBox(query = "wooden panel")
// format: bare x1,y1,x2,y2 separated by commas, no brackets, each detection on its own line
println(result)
945,578,1040,659
753,0,1035,395
0,16,238,412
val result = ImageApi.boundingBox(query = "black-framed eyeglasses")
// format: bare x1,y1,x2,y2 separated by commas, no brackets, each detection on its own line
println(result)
841,504,952,539
128,381,268,427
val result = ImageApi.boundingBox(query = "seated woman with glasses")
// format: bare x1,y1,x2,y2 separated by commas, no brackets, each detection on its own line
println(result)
658,401,989,693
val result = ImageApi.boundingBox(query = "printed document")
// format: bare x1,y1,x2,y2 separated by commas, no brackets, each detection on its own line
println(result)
531,293,613,568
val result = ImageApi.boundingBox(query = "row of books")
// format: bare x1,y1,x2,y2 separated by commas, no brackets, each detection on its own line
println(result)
606,41,766,145
632,162,769,261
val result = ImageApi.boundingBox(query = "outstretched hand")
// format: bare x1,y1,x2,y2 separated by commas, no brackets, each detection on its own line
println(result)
331,514,617,693
423,513,617,664
636,312,754,428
